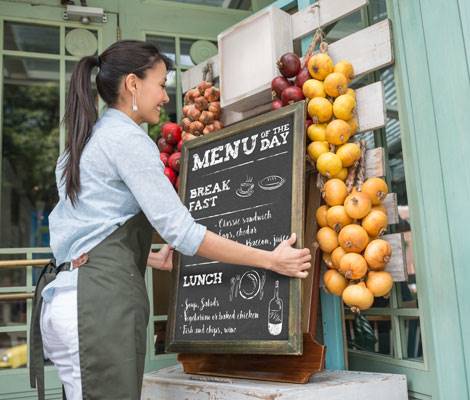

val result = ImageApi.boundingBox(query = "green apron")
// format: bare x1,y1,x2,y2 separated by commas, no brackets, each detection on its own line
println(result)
30,212,153,400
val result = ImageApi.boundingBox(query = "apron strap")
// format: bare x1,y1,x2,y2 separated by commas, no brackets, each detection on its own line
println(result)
29,259,60,400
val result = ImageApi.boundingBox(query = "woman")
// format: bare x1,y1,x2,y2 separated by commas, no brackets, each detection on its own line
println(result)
30,40,311,400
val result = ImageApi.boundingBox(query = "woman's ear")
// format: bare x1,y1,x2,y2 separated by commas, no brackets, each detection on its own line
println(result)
124,73,138,94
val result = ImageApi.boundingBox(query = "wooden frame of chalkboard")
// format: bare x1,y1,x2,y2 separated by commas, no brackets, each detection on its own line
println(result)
166,101,306,355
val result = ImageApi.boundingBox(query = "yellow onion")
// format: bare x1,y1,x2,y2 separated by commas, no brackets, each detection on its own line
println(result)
347,116,359,135
324,72,348,97
333,94,356,121
338,224,369,253
339,253,368,280
372,204,388,216
342,282,374,312
316,227,338,253
307,141,329,161
334,60,354,82
327,205,353,232
346,88,356,99
331,246,346,269
362,209,388,237
326,119,352,145
308,97,333,124
366,271,394,297
344,191,372,219
323,178,348,206
361,177,389,205
308,53,334,80
303,79,326,98
307,123,327,142
324,269,348,296
322,252,334,269
316,152,343,178
315,205,329,228
336,142,361,167
333,167,348,181
364,239,392,270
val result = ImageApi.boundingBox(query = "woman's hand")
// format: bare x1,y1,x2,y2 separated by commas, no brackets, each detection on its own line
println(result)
147,245,174,271
270,233,311,278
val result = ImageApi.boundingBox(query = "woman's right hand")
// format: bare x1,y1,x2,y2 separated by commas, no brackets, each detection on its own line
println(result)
269,233,312,278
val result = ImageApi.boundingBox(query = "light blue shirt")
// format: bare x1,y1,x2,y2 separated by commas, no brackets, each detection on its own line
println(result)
42,108,206,302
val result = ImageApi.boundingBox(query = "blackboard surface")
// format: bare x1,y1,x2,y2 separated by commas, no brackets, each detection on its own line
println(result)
166,101,306,355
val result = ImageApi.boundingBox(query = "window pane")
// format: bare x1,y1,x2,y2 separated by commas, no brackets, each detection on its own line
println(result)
0,331,27,369
170,0,251,10
0,299,26,327
400,317,423,361
154,321,167,355
164,69,177,122
3,22,59,54
346,313,393,356
152,268,172,316
325,10,365,44
1,56,59,248
0,256,26,288
146,36,176,64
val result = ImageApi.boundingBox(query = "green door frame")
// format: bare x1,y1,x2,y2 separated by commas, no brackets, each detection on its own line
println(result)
0,2,117,397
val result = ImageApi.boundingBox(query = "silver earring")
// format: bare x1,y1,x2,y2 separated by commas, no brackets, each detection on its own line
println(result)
132,93,138,112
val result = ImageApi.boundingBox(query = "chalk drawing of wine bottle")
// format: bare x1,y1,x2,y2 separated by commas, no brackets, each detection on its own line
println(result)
268,280,283,336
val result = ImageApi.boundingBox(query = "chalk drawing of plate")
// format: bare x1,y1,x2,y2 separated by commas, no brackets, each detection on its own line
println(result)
239,270,261,300
236,188,254,197
258,175,285,191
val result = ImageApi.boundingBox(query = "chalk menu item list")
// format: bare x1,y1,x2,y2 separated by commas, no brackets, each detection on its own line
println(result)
166,102,305,355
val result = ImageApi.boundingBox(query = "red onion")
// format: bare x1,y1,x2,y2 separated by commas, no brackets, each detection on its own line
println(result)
272,99,283,110
281,86,304,106
295,67,311,88
271,76,291,99
277,52,301,78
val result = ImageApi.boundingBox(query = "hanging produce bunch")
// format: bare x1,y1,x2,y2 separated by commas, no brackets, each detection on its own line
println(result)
293,38,394,313
181,80,223,141
157,122,182,190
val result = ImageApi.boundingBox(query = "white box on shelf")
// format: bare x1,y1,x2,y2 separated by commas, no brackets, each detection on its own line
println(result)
218,6,292,113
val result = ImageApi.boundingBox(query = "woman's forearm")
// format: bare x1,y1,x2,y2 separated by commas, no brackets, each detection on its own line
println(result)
196,230,312,278
196,230,274,270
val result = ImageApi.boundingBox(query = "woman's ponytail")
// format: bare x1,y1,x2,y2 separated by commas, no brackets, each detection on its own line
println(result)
62,55,99,205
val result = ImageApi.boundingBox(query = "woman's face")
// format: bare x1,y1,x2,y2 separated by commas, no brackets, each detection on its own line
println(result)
134,61,170,125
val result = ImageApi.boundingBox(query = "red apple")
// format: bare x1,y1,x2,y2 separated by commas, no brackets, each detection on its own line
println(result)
177,139,183,152
161,122,182,145
168,152,181,172
164,167,176,186
157,137,174,154
160,152,170,166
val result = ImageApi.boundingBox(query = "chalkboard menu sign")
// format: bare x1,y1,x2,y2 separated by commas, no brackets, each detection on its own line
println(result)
166,101,306,355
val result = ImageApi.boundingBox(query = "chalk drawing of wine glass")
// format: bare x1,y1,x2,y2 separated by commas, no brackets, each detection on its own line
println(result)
236,176,255,198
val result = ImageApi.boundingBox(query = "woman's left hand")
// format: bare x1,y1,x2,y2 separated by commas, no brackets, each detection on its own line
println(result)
147,245,174,271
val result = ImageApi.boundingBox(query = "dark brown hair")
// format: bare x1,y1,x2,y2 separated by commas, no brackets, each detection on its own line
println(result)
62,40,172,205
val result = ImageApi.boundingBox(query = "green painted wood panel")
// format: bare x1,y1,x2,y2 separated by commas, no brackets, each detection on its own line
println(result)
387,0,470,398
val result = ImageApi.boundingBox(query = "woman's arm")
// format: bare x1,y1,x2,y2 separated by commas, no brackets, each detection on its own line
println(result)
197,231,311,278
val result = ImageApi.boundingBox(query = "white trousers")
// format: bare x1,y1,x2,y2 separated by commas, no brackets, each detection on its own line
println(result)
40,288,83,400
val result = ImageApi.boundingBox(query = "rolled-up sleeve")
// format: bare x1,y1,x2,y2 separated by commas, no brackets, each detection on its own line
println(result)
105,129,206,256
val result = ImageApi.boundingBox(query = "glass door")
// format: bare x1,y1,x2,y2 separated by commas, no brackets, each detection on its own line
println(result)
0,7,116,397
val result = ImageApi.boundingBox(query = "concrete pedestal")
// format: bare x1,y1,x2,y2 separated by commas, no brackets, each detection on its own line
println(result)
142,364,407,400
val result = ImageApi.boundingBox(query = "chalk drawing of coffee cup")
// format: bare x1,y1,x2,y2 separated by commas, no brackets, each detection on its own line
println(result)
236,176,255,198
